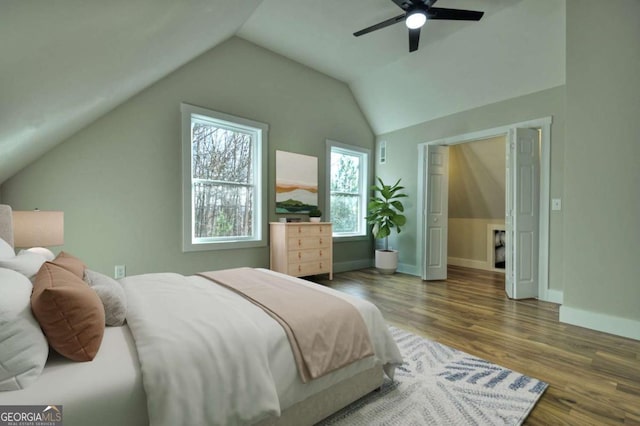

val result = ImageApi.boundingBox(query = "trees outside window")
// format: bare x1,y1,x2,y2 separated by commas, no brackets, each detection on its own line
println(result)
327,141,369,238
182,104,267,251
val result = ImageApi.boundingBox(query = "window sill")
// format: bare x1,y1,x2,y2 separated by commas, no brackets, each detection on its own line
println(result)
183,239,267,252
332,235,370,243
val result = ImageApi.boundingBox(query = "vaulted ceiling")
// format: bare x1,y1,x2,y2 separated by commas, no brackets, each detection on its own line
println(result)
0,0,565,184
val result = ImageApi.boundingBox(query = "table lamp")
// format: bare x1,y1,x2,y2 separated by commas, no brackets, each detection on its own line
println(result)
13,209,64,259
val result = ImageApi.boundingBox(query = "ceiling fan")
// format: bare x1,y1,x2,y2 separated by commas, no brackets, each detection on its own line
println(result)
353,0,484,52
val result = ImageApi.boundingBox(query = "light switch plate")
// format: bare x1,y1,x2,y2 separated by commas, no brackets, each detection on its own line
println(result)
551,198,562,211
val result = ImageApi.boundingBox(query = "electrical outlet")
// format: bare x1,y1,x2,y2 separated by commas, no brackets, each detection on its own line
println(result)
114,265,126,279
551,198,562,211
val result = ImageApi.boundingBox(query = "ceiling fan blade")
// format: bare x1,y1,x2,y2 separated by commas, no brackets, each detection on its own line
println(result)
409,28,421,52
390,0,412,11
391,0,438,9
354,13,406,37
427,7,484,21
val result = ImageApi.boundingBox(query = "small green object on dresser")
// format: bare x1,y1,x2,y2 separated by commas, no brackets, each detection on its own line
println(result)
308,208,322,218
308,208,322,222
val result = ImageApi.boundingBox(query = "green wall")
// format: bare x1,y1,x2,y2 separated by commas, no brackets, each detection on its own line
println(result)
375,86,566,291
561,0,640,336
374,0,640,339
448,137,506,220
1,37,374,276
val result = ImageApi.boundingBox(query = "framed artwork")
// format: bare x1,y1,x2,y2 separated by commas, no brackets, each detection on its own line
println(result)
275,150,318,213
487,224,506,272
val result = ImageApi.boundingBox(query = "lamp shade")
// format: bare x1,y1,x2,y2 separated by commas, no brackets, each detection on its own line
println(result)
13,210,64,248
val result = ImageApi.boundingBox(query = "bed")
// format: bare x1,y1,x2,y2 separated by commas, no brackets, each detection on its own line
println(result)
0,205,402,426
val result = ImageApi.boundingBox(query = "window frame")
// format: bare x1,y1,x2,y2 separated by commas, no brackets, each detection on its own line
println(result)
326,140,370,240
181,103,268,252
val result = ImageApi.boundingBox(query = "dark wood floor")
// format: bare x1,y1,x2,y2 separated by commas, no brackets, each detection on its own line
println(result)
312,265,640,425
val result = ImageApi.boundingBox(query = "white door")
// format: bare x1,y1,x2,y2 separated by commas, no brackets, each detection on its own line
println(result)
505,128,540,299
423,145,449,280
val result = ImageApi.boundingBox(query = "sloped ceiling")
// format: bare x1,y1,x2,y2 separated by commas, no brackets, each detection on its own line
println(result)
0,0,264,184
239,0,565,135
0,0,565,184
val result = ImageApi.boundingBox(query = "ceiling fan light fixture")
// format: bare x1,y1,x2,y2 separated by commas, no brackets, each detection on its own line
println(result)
405,10,426,29
353,1,484,53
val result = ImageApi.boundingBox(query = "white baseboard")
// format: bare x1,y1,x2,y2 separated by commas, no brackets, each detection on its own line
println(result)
447,257,495,272
542,288,563,304
333,259,372,273
397,263,419,276
559,305,640,341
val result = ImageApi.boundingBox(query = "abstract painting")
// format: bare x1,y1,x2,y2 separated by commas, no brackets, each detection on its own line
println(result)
275,150,318,213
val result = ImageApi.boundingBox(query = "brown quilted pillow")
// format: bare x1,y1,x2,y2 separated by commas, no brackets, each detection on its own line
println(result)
50,251,86,278
31,262,105,361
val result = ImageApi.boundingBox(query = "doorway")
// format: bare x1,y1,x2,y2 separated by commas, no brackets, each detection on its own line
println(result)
416,117,553,301
447,137,507,274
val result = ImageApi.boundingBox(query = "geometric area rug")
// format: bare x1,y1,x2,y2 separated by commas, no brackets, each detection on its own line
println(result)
318,326,548,426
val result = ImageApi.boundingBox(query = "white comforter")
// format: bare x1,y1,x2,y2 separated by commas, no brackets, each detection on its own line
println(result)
121,269,402,426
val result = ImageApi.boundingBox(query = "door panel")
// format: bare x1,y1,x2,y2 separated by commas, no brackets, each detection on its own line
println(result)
424,145,449,280
518,231,534,281
428,228,443,267
429,175,443,213
506,128,540,299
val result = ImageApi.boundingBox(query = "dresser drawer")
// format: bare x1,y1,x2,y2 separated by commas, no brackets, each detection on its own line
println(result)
287,224,331,237
288,261,330,277
270,222,333,280
287,236,330,250
287,248,330,264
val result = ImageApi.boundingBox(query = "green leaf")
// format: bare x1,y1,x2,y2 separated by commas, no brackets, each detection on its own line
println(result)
391,201,404,212
366,176,408,240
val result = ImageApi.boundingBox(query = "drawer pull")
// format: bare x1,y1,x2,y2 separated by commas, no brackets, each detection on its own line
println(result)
298,252,301,259
319,250,323,256
298,226,302,234
298,265,302,272
319,238,323,245
319,262,323,269
298,239,302,246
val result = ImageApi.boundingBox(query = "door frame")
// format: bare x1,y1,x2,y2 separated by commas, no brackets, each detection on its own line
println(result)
416,116,559,303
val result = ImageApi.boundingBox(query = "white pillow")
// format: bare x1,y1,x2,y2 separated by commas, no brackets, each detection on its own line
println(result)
0,251,47,279
0,238,14,259
21,247,55,261
84,269,127,327
0,268,49,391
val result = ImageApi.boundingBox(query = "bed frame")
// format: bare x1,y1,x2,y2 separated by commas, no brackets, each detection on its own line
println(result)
0,204,383,425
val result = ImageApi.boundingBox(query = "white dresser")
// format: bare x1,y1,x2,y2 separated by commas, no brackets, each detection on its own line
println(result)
269,222,333,280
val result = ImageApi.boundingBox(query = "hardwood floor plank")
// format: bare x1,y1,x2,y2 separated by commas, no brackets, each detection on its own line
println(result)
310,265,640,425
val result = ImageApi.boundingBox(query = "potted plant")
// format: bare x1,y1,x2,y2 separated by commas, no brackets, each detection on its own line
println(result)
309,208,322,222
366,177,407,274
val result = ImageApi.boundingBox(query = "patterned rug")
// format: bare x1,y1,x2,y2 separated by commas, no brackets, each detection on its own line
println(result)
318,326,547,426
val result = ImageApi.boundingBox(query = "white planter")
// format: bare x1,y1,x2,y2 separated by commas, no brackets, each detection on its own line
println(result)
375,249,398,274
309,217,321,223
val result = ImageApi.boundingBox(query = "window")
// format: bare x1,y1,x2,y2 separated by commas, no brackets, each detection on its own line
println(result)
327,140,369,238
181,104,268,251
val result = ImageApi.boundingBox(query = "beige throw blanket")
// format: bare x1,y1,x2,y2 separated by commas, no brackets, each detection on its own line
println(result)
199,268,374,383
